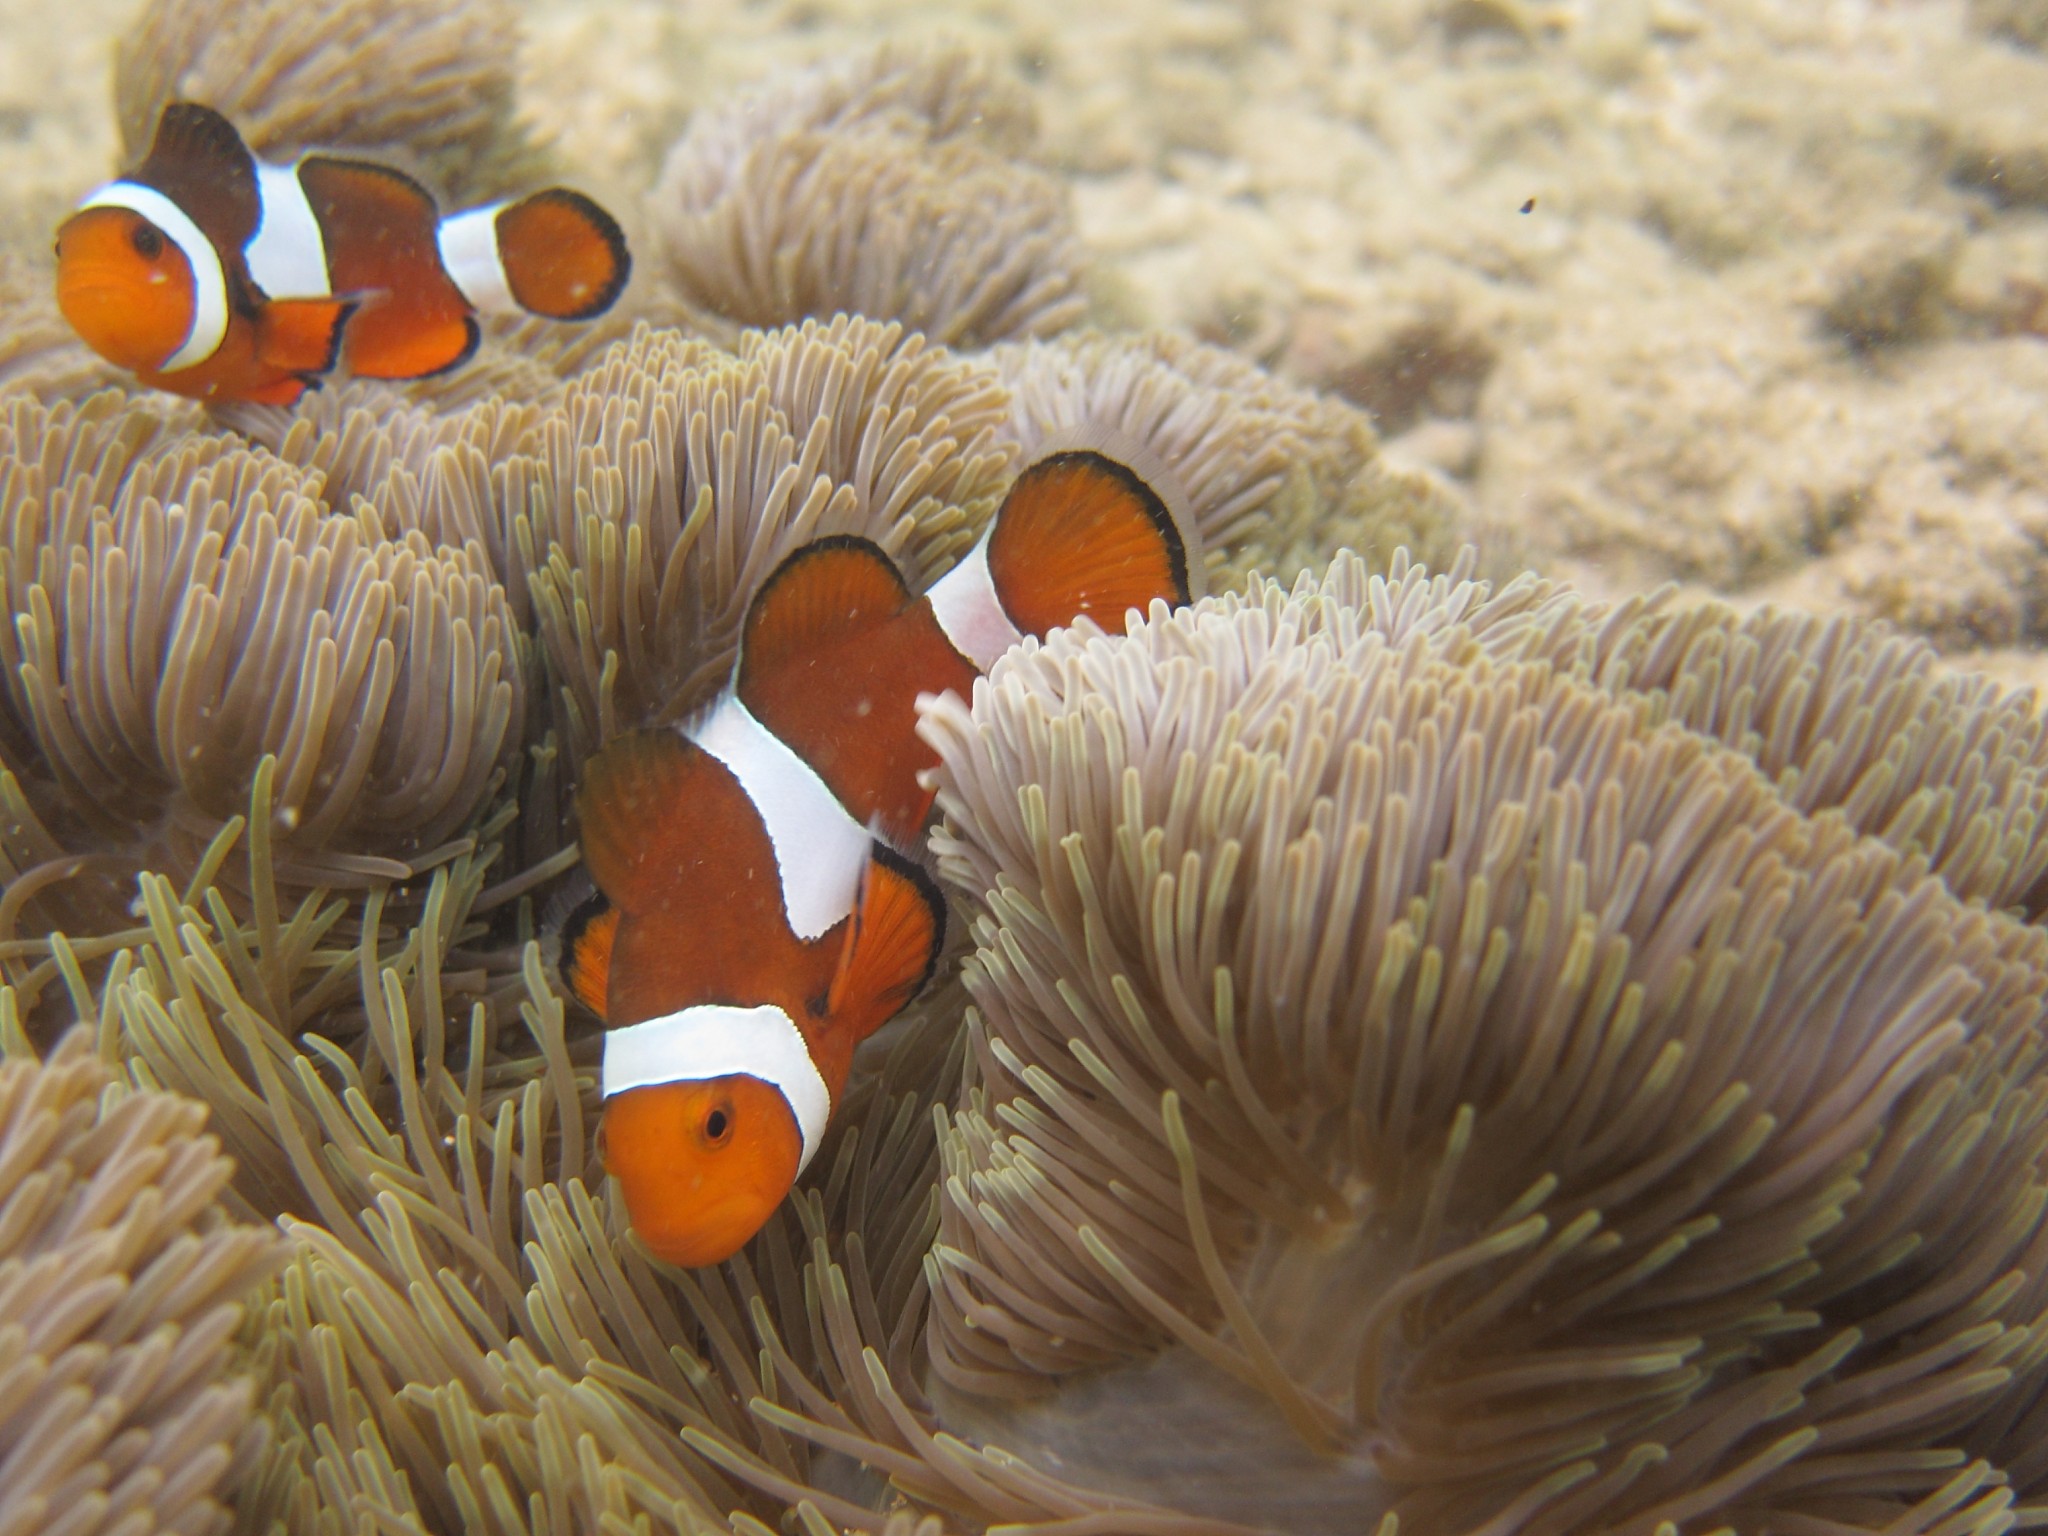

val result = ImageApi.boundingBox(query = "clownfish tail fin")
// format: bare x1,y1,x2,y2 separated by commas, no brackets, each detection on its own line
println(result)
480,188,631,321
984,447,1194,643
825,844,945,1043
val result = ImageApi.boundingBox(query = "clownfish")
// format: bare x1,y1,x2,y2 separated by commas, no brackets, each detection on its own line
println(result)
563,448,1196,1267
55,102,629,405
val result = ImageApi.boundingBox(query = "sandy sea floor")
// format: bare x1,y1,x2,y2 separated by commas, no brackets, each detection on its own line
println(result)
6,0,2048,685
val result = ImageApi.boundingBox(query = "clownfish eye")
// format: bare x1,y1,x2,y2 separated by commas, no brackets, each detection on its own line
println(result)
130,223,164,260
703,1104,733,1147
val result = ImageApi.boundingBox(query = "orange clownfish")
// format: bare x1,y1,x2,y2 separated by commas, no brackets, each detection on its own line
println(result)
55,102,629,405
564,448,1197,1268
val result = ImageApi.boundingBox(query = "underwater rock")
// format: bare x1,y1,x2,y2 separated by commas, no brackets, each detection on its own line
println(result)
0,1031,282,1536
111,0,548,203
1810,213,1962,350
648,42,1088,348
1969,0,2048,53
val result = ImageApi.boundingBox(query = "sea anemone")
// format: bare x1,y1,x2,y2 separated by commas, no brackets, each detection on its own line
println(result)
0,1030,283,1536
912,552,2048,1532
510,315,1015,765
1377,560,2048,918
991,330,1467,591
112,0,548,202
648,42,1088,348
0,391,525,909
2,530,2040,1533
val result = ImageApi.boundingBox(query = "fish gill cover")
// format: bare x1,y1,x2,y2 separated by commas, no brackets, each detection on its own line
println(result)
0,0,2042,1530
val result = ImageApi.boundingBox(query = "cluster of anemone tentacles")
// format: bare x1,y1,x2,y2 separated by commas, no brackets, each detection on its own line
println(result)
2,0,2047,1531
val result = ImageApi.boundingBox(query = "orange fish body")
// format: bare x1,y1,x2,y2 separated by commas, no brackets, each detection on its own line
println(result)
55,103,629,405
569,448,1197,1268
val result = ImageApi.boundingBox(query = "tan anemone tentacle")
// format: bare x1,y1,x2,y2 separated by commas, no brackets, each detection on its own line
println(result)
916,552,2048,1535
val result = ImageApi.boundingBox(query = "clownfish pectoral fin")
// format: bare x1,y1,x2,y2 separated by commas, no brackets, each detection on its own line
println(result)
986,449,1192,640
255,297,355,376
736,536,914,695
558,890,619,1017
136,102,261,250
492,189,631,321
825,844,944,1040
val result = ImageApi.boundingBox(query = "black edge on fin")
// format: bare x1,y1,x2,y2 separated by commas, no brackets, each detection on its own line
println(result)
1043,449,1193,606
738,533,914,690
870,840,947,1000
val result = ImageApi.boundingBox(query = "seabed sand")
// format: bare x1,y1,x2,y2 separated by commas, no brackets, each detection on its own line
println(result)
6,0,2048,678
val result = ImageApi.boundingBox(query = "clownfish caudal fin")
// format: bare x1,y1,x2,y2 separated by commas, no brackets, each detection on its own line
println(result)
458,188,631,322
735,536,913,694
557,890,619,1017
255,297,355,376
984,449,1193,641
825,845,945,1041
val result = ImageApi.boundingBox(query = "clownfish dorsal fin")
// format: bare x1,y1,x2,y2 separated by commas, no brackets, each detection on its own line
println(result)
825,844,944,1041
558,891,618,1017
736,535,914,696
576,728,712,916
293,155,482,381
135,102,261,251
985,449,1192,640
255,297,355,375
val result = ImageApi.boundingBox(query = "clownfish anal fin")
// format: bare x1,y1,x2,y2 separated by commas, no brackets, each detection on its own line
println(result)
240,374,313,407
737,535,913,695
987,449,1191,639
256,297,355,375
136,102,261,248
575,728,712,915
559,891,618,1017
825,844,945,1040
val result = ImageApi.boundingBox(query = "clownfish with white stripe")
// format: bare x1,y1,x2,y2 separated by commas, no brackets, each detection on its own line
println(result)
55,102,629,405
562,447,1197,1267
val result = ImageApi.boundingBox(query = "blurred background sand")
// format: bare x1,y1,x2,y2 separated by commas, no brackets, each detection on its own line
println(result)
7,0,2048,681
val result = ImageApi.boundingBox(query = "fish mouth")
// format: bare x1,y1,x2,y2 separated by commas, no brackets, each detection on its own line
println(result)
56,272,190,372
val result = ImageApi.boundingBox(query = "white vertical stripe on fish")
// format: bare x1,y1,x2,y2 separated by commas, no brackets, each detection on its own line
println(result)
601,1002,831,1173
76,181,228,371
436,202,517,314
245,162,331,299
688,697,870,942
927,532,1026,671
